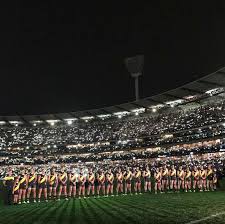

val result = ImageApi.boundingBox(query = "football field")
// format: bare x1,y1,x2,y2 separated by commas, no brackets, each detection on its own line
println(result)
1,192,225,224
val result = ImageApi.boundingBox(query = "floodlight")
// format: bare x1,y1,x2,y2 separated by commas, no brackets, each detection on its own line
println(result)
67,120,73,125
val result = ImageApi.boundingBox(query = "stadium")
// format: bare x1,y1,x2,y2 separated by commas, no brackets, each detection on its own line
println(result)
1,66,225,224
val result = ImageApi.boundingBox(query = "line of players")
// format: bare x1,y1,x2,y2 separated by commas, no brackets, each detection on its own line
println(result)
3,164,218,204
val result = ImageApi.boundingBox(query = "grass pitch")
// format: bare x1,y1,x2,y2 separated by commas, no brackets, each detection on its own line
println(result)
1,192,225,224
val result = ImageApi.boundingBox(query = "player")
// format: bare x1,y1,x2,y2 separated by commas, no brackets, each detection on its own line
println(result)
57,168,68,201
143,166,151,193
213,168,218,191
199,165,207,192
97,169,105,197
185,166,192,192
27,168,37,203
192,166,200,192
116,168,123,196
68,168,77,199
177,166,185,192
87,168,95,197
206,164,213,191
37,169,48,202
3,169,15,205
13,176,20,205
161,165,169,193
106,169,114,197
48,168,58,200
124,167,132,195
18,169,28,204
134,167,142,195
154,167,162,194
170,165,177,192
78,169,86,199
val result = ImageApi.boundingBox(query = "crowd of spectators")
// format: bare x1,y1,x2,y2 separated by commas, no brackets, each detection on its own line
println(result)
0,99,225,167
0,101,224,149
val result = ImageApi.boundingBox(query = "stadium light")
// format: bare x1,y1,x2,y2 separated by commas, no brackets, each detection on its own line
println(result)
118,115,122,119
125,55,144,101
46,119,59,126
9,121,22,126
97,114,111,119
135,112,139,116
152,108,157,113
67,120,73,125
81,116,94,122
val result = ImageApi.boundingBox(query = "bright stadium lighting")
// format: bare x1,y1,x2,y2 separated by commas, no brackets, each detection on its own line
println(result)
135,112,139,116
46,119,59,126
131,108,145,114
33,123,37,126
81,116,94,121
9,121,22,126
152,108,157,113
67,120,73,125
114,111,130,118
97,114,111,119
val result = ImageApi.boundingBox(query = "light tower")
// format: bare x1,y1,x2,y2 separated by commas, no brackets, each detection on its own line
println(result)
125,55,144,101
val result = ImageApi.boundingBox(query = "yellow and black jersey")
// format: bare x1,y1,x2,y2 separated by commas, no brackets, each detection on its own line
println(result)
185,171,192,180
155,172,161,182
3,176,14,187
117,173,123,183
178,170,184,180
207,169,213,180
170,169,177,180
162,169,168,180
88,173,95,184
193,171,200,180
49,174,57,186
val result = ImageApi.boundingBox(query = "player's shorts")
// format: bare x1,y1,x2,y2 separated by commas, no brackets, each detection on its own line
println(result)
125,179,131,185
39,183,47,189
49,182,57,188
171,176,176,181
185,177,191,182
19,183,27,190
28,182,37,189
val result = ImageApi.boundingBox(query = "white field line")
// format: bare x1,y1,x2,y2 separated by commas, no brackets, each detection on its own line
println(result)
186,212,225,224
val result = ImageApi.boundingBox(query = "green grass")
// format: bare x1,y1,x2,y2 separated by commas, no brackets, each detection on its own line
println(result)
1,192,225,224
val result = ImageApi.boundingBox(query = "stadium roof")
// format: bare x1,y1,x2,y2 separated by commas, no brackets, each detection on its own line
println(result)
2,66,225,125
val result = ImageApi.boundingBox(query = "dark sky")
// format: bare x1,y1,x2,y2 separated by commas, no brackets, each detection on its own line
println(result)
0,1,225,115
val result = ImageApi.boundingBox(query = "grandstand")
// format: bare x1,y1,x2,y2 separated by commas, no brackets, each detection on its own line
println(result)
0,67,225,165
1,67,225,224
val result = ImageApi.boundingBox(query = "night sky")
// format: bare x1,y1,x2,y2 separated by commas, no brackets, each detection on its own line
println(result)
0,1,225,115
